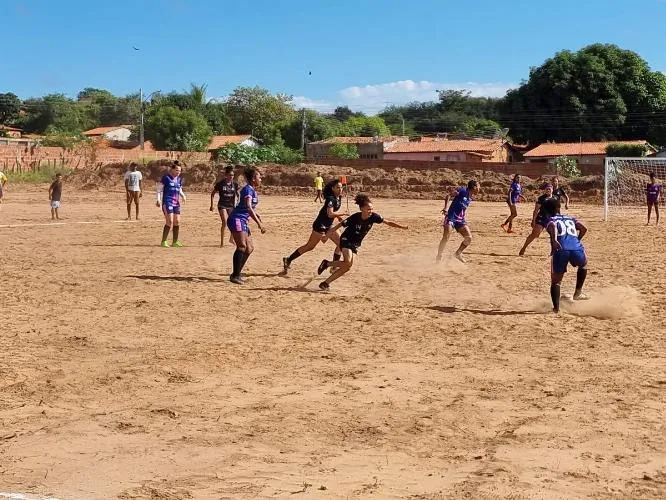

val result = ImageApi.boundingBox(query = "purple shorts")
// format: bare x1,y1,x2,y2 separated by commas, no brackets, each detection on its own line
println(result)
228,216,250,234
162,203,181,215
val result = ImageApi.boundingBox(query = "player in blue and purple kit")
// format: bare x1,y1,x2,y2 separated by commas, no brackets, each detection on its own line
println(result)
646,172,661,225
542,198,589,313
228,167,266,285
501,173,526,233
437,179,480,263
156,161,186,248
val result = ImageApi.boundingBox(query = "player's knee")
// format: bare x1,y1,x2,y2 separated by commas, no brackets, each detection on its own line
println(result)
463,235,472,246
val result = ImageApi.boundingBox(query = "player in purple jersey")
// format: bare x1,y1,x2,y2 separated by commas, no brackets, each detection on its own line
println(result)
437,180,480,263
542,198,589,313
646,172,661,225
282,179,347,274
156,162,186,248
316,194,408,291
501,174,526,233
228,167,266,285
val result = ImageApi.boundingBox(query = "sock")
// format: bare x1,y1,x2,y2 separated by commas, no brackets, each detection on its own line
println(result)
333,252,341,261
550,283,561,311
287,249,301,264
232,249,244,277
162,225,170,242
172,225,180,243
240,251,250,269
575,268,587,293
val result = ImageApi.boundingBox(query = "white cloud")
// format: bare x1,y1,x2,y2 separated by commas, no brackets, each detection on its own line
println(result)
295,79,516,114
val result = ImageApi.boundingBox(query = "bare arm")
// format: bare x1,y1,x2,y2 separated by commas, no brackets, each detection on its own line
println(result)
244,196,265,232
48,184,53,200
546,222,561,251
383,220,409,230
564,193,570,208
442,194,451,213
326,206,347,219
576,221,587,240
210,185,217,210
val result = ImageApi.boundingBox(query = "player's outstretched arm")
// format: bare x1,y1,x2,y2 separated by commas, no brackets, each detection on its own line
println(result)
384,220,409,230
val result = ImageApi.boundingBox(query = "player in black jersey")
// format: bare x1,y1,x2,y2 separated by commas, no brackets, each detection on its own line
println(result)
210,165,239,247
519,183,557,256
282,179,347,273
316,193,408,291
551,176,570,210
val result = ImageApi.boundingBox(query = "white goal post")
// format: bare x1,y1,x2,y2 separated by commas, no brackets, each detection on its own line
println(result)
604,156,666,220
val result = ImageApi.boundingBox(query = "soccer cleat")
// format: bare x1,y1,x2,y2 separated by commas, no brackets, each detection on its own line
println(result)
573,291,589,301
317,259,329,275
160,241,170,248
172,240,184,248
282,257,290,273
319,281,330,291
229,275,245,285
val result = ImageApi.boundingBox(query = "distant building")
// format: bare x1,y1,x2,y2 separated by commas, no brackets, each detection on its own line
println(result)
523,140,656,166
208,135,260,151
83,125,133,141
306,136,409,160
384,138,511,162
0,124,23,138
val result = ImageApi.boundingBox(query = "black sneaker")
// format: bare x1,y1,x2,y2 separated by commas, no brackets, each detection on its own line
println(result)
319,281,330,291
317,259,329,275
282,257,290,273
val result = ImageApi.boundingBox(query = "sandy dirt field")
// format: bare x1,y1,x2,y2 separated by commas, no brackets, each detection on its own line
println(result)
0,187,664,500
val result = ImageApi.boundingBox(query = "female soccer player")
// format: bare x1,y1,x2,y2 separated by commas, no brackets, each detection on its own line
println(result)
542,197,589,313
156,162,186,248
501,174,525,233
228,167,266,285
518,183,557,256
437,180,480,263
646,172,661,225
316,193,408,291
552,176,569,210
210,165,239,246
282,179,347,274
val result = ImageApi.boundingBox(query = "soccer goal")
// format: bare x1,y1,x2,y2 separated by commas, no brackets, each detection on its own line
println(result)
604,157,666,220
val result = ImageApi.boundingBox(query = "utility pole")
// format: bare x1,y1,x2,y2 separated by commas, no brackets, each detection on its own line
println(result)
401,116,405,136
301,108,306,153
139,87,145,150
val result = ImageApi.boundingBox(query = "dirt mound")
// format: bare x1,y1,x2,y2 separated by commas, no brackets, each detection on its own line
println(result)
65,161,605,203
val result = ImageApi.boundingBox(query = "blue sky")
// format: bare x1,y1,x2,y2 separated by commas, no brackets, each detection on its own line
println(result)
3,0,666,114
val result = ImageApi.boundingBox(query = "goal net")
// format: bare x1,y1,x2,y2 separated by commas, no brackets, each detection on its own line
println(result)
604,157,666,220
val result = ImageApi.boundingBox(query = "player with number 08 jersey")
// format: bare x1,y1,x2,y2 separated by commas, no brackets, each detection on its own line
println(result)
541,198,589,313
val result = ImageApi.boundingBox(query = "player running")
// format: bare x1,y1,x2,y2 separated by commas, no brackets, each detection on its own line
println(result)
316,193,408,291
282,179,347,274
437,180,480,263
228,167,266,285
210,165,239,247
124,162,143,220
552,176,569,210
501,174,526,233
519,183,557,256
156,162,186,248
646,172,661,225
542,197,589,313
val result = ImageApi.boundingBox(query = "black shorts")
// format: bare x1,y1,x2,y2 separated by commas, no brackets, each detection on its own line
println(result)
312,220,332,233
218,204,234,213
535,215,547,227
340,237,359,254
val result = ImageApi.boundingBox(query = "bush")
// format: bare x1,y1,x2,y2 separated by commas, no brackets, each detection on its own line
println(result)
40,132,91,149
7,164,72,183
605,143,648,157
270,144,303,164
215,143,303,165
552,155,581,177
328,142,359,159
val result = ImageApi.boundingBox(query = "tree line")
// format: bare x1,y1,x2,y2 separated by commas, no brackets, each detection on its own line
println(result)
1,43,666,155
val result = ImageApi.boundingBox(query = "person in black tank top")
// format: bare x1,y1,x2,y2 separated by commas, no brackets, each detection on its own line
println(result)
282,179,347,274
519,183,556,256
315,193,408,291
551,176,570,210
210,165,239,247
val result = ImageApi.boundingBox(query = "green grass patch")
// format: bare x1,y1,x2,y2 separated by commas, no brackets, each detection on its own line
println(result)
7,166,73,183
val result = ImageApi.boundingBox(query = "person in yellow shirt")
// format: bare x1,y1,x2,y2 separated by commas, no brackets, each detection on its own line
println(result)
0,171,7,204
314,173,324,202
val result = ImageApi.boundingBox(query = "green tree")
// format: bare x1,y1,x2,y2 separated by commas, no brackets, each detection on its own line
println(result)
458,117,502,138
22,94,85,134
328,142,360,159
605,143,649,157
0,92,21,124
144,106,212,151
552,156,581,177
499,44,666,144
281,109,338,149
338,115,391,137
224,86,295,145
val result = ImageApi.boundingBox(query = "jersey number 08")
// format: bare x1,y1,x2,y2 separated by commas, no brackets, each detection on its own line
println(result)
555,219,578,237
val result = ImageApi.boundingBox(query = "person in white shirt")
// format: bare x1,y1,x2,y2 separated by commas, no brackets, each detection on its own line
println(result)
124,162,143,220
